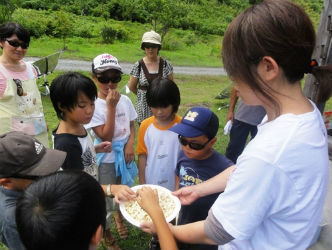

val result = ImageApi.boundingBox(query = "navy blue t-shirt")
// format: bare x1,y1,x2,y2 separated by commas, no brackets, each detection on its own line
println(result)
175,150,233,250
176,150,233,224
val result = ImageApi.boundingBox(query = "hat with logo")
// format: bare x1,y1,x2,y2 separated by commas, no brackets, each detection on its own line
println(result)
141,30,162,49
92,53,123,74
169,107,219,139
0,131,66,178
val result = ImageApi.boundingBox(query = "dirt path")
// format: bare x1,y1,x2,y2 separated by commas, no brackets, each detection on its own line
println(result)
25,57,227,76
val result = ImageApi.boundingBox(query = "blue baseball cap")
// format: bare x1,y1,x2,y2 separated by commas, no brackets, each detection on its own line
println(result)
169,106,219,139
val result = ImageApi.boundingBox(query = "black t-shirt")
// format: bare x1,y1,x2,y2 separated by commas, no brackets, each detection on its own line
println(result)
52,128,98,179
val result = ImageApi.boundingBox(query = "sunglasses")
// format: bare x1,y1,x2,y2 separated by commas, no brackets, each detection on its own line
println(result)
144,43,159,49
97,75,122,84
13,79,24,96
178,135,211,151
6,39,29,49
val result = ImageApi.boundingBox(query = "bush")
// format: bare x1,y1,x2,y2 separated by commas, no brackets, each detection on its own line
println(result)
162,34,184,51
100,23,128,43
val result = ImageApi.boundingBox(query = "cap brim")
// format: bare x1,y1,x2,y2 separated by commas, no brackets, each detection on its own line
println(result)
20,149,66,177
94,66,123,74
169,123,203,138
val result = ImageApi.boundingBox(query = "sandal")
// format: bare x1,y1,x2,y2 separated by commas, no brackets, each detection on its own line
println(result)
114,211,129,239
103,229,121,250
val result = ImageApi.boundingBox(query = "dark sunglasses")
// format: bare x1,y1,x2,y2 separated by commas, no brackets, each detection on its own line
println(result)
178,135,211,151
9,173,40,180
6,39,29,49
144,43,159,49
97,75,122,84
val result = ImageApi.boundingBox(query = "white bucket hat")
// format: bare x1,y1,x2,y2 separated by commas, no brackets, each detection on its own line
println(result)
141,30,162,49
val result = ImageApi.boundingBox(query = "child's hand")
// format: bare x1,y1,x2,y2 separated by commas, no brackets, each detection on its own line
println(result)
94,141,112,153
136,187,161,215
112,184,136,203
106,89,120,108
124,143,135,163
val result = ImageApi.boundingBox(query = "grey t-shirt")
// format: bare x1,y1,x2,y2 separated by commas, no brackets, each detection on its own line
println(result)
234,100,266,126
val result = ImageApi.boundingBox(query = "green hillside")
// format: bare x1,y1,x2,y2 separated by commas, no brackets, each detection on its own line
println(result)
0,0,324,66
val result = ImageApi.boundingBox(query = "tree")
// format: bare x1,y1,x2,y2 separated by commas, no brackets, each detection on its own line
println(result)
0,0,17,24
53,10,73,50
139,0,188,38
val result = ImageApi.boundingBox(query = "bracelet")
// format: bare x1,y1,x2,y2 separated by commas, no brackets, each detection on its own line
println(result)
106,184,114,198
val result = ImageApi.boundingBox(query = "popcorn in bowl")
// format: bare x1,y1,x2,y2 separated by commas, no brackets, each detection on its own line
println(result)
120,184,181,227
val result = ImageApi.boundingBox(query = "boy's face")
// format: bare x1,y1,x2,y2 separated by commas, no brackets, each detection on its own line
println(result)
179,135,216,160
92,69,121,98
150,105,174,123
62,92,95,125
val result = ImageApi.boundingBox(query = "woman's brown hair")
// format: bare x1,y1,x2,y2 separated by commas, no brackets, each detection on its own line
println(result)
222,0,332,112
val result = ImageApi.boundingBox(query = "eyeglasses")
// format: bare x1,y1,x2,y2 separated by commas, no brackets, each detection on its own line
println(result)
143,43,159,49
6,39,29,49
97,75,122,84
178,135,210,151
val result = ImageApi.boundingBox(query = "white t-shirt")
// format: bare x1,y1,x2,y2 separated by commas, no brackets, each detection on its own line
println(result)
211,103,329,250
137,115,182,191
85,95,137,163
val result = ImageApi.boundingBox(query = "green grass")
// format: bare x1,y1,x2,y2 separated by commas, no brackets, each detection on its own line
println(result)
27,35,223,67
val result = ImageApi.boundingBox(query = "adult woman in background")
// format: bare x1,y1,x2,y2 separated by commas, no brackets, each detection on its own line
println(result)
128,30,174,124
0,22,48,146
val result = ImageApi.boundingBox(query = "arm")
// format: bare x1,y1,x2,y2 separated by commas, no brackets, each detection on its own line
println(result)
175,175,180,190
94,141,112,153
128,76,139,95
124,121,135,163
167,73,174,81
170,221,216,245
93,90,120,141
226,86,239,122
137,187,178,250
138,154,147,184
173,165,235,205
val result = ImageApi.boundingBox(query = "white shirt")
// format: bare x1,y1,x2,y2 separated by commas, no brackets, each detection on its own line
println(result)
85,95,137,163
212,103,329,250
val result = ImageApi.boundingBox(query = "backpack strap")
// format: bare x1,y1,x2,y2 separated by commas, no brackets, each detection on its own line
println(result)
158,58,164,78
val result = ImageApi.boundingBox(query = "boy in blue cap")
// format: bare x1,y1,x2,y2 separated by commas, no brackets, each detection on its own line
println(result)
169,106,234,250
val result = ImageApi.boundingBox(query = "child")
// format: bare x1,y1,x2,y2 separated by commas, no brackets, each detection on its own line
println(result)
0,131,66,250
137,76,181,250
50,72,111,180
137,77,181,192
137,187,178,250
169,106,233,250
162,1,330,249
85,53,137,245
50,71,135,249
16,170,106,250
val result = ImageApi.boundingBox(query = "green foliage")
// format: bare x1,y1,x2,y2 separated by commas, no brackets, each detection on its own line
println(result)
101,23,129,44
0,0,18,24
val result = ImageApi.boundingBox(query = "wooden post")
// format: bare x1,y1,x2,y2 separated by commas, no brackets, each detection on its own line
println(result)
303,0,332,113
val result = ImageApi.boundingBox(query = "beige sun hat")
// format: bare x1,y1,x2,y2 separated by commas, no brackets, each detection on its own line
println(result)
141,30,162,49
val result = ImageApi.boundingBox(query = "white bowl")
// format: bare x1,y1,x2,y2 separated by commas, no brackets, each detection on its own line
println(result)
119,184,181,228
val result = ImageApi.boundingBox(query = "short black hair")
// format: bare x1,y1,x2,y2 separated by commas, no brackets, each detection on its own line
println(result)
146,77,180,113
0,22,30,44
16,170,106,250
50,72,97,120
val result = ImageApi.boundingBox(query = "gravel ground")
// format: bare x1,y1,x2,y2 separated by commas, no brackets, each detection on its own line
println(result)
25,57,227,76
